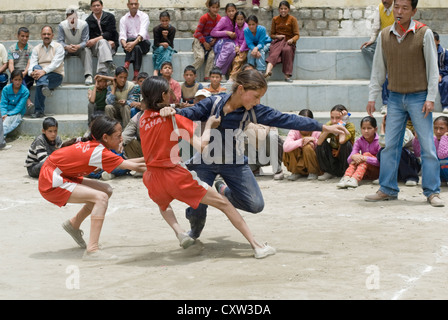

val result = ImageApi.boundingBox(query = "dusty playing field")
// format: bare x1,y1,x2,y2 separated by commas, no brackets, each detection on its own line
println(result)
1,136,448,300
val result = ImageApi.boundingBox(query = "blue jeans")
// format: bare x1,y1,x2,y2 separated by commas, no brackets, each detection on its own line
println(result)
185,162,265,239
379,91,440,197
0,113,6,148
247,44,270,72
33,65,63,114
3,114,23,137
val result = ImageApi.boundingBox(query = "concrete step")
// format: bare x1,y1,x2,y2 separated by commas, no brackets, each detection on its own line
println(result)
16,111,448,139
17,114,88,138
3,35,448,53
62,48,370,83
28,79,442,115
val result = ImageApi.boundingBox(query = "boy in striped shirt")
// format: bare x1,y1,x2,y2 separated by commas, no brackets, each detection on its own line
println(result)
25,117,62,178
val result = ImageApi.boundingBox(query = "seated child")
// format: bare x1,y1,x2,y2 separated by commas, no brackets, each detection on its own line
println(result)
205,67,227,96
193,88,211,104
282,109,321,181
87,72,109,124
316,104,355,180
152,10,177,76
336,116,380,188
244,123,284,180
414,115,448,185
130,72,149,118
1,69,30,137
181,65,204,106
25,117,62,178
378,115,421,186
160,61,181,103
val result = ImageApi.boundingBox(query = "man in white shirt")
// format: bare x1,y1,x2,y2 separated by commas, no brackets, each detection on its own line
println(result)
58,6,93,85
29,26,65,118
119,0,150,81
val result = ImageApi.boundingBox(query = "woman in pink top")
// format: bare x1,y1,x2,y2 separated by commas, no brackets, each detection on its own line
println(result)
283,109,322,181
414,116,448,184
211,3,237,76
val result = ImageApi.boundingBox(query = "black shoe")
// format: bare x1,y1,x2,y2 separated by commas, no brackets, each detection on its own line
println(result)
31,112,45,118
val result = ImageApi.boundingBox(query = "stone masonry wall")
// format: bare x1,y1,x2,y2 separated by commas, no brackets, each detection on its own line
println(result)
0,7,447,41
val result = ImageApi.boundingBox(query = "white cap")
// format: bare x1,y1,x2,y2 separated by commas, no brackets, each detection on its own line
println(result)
194,89,212,98
66,5,78,15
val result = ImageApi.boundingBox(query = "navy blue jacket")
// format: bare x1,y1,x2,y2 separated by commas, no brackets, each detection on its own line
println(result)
177,93,323,164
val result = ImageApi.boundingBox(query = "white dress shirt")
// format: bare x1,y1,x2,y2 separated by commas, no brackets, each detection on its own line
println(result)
119,10,150,42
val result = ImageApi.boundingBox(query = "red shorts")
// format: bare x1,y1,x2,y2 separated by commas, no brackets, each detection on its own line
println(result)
38,160,83,207
143,163,209,211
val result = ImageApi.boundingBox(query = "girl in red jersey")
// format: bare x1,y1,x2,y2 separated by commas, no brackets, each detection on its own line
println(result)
139,76,275,259
38,116,146,260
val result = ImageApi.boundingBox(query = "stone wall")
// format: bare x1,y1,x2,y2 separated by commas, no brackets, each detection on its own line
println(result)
0,6,447,41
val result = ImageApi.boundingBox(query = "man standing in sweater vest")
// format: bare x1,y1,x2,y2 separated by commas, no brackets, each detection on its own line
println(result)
365,0,443,207
28,26,65,118
58,6,93,86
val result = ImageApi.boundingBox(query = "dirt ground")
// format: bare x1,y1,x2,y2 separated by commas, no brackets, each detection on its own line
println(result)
1,136,448,301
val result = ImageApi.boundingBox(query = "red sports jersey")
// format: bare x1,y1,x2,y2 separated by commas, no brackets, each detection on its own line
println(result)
140,110,207,210
140,110,196,168
38,140,124,207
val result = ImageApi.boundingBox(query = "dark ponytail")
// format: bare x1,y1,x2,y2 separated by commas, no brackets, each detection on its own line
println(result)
61,115,119,148
140,76,171,111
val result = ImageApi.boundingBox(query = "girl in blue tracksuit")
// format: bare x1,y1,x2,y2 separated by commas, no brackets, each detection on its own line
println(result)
162,69,347,239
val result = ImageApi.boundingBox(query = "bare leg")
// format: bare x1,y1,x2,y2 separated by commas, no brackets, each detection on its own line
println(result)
67,179,112,253
200,188,262,250
159,204,195,249
159,204,186,237
265,62,274,77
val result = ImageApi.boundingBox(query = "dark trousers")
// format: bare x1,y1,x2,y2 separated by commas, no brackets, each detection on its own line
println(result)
123,38,150,71
316,140,353,177
377,147,421,183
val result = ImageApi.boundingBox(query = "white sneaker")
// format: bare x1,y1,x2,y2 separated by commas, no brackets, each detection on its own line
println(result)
273,171,284,180
405,180,417,186
254,243,276,259
307,173,318,180
101,171,115,181
177,232,195,249
345,177,359,188
0,144,12,151
318,172,334,181
443,107,448,114
372,179,379,185
253,5,259,10
235,0,246,6
336,176,350,188
287,173,303,181
85,75,93,86
130,170,143,178
380,105,387,114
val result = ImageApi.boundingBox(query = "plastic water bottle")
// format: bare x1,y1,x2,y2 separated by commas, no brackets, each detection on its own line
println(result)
338,112,351,127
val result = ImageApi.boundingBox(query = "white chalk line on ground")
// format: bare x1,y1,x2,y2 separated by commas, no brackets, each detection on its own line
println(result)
0,199,40,212
391,242,448,300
